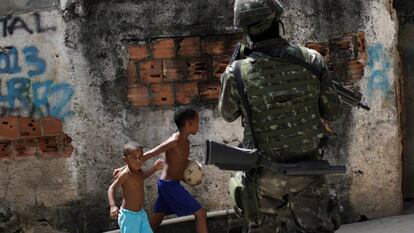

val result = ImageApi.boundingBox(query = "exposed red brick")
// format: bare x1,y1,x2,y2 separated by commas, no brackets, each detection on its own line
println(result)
332,59,365,82
177,37,201,57
128,44,149,61
175,82,199,105
329,35,358,63
140,60,163,84
152,38,176,59
202,37,225,55
151,84,175,106
128,84,150,107
128,61,138,85
202,34,242,56
0,116,19,139
39,135,73,158
355,32,367,65
199,80,221,102
0,141,11,159
61,134,74,157
347,60,365,81
188,58,211,81
331,62,347,82
18,117,41,138
13,139,38,157
213,55,230,79
41,117,63,136
39,136,60,157
163,60,187,82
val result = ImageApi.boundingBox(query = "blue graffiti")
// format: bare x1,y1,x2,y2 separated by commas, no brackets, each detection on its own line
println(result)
0,46,74,119
5,77,31,108
23,46,46,78
48,83,74,119
366,44,392,98
0,47,22,74
31,80,74,119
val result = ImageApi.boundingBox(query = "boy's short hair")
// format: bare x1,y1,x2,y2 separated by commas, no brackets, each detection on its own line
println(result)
123,141,142,157
174,106,198,130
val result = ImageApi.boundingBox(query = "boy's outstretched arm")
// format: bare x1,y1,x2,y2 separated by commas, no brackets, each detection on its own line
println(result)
107,172,126,220
113,138,176,177
143,138,177,161
143,159,165,179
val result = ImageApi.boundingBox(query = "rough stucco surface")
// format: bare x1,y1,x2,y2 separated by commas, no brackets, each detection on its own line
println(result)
0,0,402,232
347,2,402,220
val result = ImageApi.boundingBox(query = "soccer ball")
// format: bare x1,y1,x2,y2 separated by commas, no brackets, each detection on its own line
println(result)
182,160,203,186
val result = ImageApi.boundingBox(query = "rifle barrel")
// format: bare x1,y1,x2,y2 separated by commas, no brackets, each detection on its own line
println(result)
333,81,370,111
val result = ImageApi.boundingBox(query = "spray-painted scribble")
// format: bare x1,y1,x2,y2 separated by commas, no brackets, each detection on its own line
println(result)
366,43,392,98
0,46,74,120
0,12,56,38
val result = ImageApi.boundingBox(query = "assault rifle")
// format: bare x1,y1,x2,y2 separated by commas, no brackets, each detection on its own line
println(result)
230,43,370,111
333,81,370,111
205,140,346,176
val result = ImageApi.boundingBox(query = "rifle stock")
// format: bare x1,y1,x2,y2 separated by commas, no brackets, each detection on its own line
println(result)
206,139,259,171
205,140,346,176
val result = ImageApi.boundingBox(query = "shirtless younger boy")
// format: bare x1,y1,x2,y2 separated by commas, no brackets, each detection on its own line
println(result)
141,107,208,233
108,142,164,233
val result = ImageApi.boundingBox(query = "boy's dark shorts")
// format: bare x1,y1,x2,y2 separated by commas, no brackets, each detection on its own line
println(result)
154,179,202,216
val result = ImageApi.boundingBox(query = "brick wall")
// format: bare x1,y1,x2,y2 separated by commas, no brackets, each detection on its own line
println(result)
127,33,243,107
306,32,367,85
127,32,366,108
0,116,73,159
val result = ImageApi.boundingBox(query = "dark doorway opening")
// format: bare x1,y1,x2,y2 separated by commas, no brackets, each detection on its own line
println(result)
395,0,414,212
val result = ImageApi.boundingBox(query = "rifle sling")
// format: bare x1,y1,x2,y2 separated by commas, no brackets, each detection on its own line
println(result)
233,60,263,167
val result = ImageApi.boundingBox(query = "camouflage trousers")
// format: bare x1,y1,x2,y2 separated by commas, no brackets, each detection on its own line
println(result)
246,169,341,233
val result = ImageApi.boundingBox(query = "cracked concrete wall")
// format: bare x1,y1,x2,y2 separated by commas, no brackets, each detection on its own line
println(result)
0,0,403,232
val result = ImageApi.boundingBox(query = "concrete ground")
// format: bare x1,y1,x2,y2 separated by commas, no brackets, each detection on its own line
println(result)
336,214,414,233
104,214,414,233
104,201,414,233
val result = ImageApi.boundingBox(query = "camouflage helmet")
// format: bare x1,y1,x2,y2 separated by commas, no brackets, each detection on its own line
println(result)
234,0,284,35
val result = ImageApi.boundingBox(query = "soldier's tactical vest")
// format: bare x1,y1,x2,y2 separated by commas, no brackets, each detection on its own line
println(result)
241,49,325,162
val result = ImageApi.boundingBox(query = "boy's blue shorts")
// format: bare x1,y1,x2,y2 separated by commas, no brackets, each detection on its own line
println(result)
154,179,202,216
118,208,153,233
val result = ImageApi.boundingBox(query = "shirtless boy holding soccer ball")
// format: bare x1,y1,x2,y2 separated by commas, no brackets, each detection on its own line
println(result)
114,106,208,233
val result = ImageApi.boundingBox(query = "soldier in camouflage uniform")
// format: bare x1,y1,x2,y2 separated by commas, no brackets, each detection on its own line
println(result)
218,0,342,232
